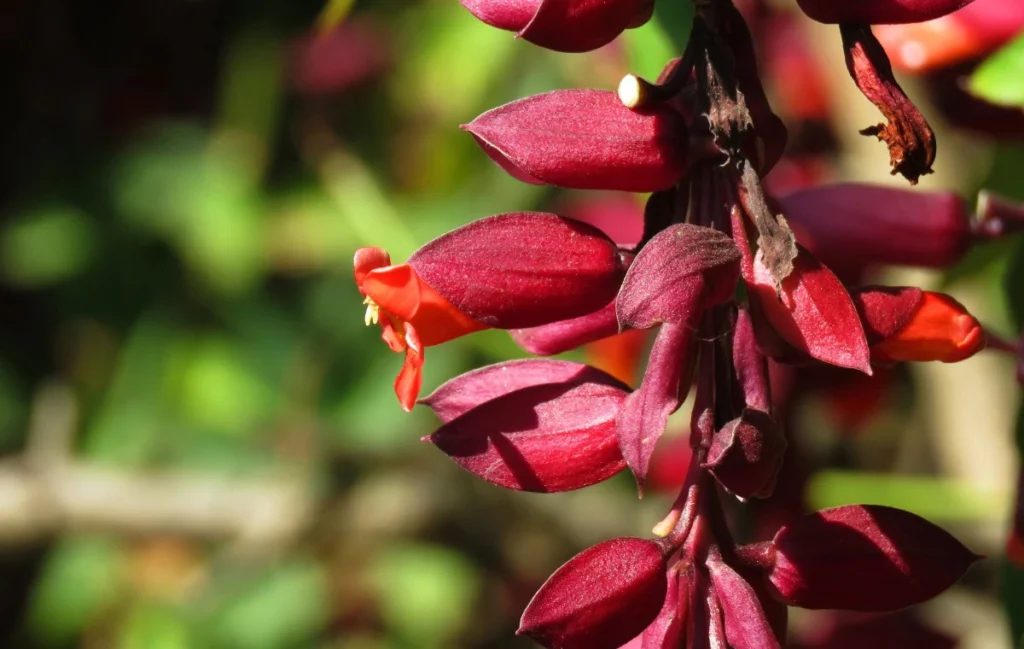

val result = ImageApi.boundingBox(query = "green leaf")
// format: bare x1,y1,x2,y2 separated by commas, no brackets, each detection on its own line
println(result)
624,17,677,79
118,603,194,649
370,544,480,647
27,535,126,646
0,205,95,287
651,0,693,54
969,32,1024,108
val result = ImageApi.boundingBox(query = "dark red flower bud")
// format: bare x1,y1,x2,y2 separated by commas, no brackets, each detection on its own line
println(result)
510,301,621,356
851,286,985,363
617,224,741,330
707,550,781,649
797,0,976,25
519,538,668,649
769,505,981,611
461,0,651,53
464,90,688,193
704,409,787,500
616,323,696,494
840,24,935,184
747,246,872,374
780,183,972,270
411,212,625,328
421,358,628,423
426,362,629,492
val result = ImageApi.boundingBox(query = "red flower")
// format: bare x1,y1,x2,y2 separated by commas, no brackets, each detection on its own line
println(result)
354,247,485,411
796,0,978,25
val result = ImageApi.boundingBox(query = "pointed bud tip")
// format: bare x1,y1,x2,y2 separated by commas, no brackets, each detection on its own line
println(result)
618,75,643,109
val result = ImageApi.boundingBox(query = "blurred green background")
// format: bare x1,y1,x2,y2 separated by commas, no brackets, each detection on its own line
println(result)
0,0,1021,647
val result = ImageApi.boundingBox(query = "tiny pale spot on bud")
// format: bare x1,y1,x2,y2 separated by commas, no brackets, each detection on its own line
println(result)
618,74,643,109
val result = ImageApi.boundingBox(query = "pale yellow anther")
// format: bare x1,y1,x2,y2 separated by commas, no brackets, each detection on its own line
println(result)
652,508,682,538
618,74,644,109
363,296,381,327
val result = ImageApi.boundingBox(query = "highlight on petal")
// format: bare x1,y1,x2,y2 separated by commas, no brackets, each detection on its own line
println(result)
769,505,981,611
427,371,629,492
519,538,668,649
420,358,628,424
851,286,985,363
464,90,688,193
411,212,625,329
617,224,740,331
796,0,976,25
747,246,872,374
461,0,540,32
780,184,972,271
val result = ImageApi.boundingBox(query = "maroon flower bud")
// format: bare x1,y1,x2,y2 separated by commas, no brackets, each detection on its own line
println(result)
617,224,741,331
704,409,787,500
780,183,972,270
519,538,668,649
747,245,872,374
464,90,689,193
840,24,935,184
421,358,627,423
412,212,625,328
768,505,981,611
461,0,651,53
426,361,629,492
616,323,696,494
706,550,781,649
796,0,977,25
796,611,957,649
510,300,621,356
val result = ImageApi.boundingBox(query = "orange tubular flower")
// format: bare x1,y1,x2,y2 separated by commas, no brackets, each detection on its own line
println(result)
354,247,485,411
853,287,986,364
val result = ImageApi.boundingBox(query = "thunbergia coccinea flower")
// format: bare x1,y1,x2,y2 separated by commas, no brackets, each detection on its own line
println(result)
353,0,1013,646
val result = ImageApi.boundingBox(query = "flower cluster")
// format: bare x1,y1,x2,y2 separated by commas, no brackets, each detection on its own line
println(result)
353,0,1000,646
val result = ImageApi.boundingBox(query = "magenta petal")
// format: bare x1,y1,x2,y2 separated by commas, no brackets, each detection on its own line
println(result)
706,552,781,649
781,184,971,270
616,323,695,495
732,308,771,411
510,300,621,356
519,0,646,52
639,568,687,649
421,359,628,423
849,286,924,345
704,409,786,500
769,505,981,611
519,538,668,649
464,90,688,193
460,0,540,32
748,245,872,374
411,212,624,329
797,0,976,24
617,224,740,330
427,378,628,492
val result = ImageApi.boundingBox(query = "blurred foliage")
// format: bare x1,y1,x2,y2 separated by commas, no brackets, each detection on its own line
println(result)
970,33,1024,108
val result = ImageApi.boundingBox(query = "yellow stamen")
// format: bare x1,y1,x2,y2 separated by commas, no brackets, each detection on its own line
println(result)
363,296,380,327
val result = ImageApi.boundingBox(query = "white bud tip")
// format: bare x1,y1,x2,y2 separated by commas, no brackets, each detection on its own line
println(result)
618,74,643,109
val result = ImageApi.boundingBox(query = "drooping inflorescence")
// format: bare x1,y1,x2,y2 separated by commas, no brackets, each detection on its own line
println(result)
351,0,1016,646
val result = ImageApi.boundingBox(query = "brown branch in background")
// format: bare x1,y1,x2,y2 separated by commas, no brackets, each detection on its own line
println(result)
0,382,315,552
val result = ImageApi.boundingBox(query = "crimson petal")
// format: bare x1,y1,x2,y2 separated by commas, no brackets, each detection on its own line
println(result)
797,0,977,24
617,224,740,330
519,538,668,649
769,505,981,611
464,90,688,193
428,376,629,492
411,212,624,329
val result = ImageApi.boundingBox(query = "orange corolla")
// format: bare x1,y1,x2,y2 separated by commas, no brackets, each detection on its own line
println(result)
870,291,985,364
354,247,485,411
